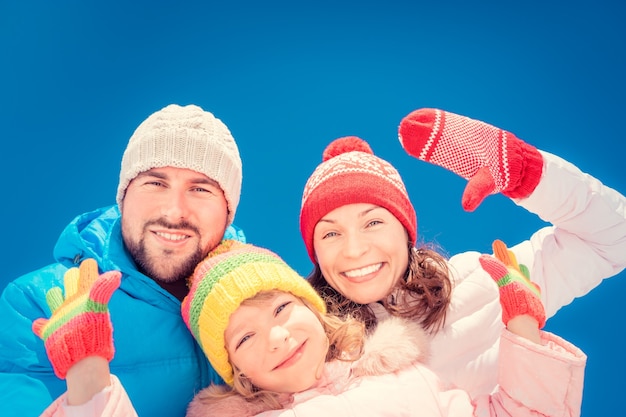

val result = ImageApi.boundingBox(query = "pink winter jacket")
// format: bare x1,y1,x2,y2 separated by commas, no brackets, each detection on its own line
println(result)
185,316,585,417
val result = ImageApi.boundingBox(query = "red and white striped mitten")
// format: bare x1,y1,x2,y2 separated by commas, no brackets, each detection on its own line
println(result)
398,108,543,211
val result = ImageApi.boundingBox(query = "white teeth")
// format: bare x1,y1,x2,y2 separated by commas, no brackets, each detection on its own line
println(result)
155,232,187,241
344,263,382,278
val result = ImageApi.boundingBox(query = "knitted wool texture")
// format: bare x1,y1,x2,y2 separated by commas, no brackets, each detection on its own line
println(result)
398,108,543,211
484,240,546,328
181,240,327,385
116,104,242,225
32,259,121,379
300,136,417,262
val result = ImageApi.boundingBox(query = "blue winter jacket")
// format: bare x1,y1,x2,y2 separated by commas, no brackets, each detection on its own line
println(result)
0,205,246,417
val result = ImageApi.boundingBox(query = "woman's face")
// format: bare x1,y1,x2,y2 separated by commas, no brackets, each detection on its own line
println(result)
313,203,409,304
225,291,328,393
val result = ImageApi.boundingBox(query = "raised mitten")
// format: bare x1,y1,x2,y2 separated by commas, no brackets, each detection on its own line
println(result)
479,240,546,328
398,108,543,211
32,258,121,379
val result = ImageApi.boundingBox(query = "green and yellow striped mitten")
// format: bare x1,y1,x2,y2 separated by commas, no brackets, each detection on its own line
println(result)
32,258,121,379
479,240,546,328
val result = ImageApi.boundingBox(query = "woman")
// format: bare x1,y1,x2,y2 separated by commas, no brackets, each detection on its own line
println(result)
299,108,626,396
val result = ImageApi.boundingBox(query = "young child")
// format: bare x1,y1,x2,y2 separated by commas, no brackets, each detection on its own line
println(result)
35,240,585,416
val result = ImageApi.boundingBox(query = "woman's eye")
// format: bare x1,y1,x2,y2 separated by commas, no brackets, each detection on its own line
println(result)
322,231,337,239
366,220,382,227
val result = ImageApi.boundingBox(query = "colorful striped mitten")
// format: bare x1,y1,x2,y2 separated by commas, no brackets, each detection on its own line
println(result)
478,240,546,328
32,258,121,379
398,108,543,212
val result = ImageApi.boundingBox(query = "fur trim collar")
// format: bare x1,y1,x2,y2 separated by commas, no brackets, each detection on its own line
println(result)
352,315,429,377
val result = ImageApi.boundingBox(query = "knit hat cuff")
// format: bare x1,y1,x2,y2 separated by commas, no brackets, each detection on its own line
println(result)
300,172,417,262
502,141,544,199
116,104,242,225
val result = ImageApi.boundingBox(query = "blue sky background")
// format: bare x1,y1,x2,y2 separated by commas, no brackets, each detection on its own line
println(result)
2,1,624,414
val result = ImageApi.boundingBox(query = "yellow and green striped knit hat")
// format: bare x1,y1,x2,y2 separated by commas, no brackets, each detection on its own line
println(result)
181,240,327,385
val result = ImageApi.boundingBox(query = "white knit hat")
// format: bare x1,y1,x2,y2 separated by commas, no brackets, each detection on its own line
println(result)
116,104,242,225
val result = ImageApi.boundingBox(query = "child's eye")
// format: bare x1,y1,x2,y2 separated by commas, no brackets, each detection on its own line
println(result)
276,301,291,316
366,220,382,227
236,334,252,350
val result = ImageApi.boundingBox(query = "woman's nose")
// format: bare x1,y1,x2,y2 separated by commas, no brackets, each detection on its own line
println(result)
342,232,369,259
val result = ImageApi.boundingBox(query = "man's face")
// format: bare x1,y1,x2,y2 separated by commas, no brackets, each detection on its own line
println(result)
121,166,229,283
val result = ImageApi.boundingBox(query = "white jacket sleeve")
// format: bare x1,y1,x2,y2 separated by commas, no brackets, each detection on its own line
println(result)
427,150,624,398
510,151,626,317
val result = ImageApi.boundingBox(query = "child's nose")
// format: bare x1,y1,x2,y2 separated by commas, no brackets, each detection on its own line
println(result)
269,325,289,351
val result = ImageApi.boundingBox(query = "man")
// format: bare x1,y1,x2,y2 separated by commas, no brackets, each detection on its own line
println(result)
0,104,245,417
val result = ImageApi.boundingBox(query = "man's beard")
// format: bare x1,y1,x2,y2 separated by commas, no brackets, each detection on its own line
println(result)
125,220,206,283
129,240,204,283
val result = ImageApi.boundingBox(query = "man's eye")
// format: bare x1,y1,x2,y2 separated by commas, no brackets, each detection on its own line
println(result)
146,181,164,187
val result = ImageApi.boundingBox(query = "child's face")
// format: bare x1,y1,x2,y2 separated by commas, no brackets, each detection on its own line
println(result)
313,203,410,304
225,291,328,393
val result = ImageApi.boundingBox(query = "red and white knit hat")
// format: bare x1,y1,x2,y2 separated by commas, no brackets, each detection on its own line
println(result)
299,136,417,263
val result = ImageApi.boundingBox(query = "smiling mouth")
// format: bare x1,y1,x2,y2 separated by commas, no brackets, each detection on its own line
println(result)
152,230,191,243
343,263,382,279
274,341,306,370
